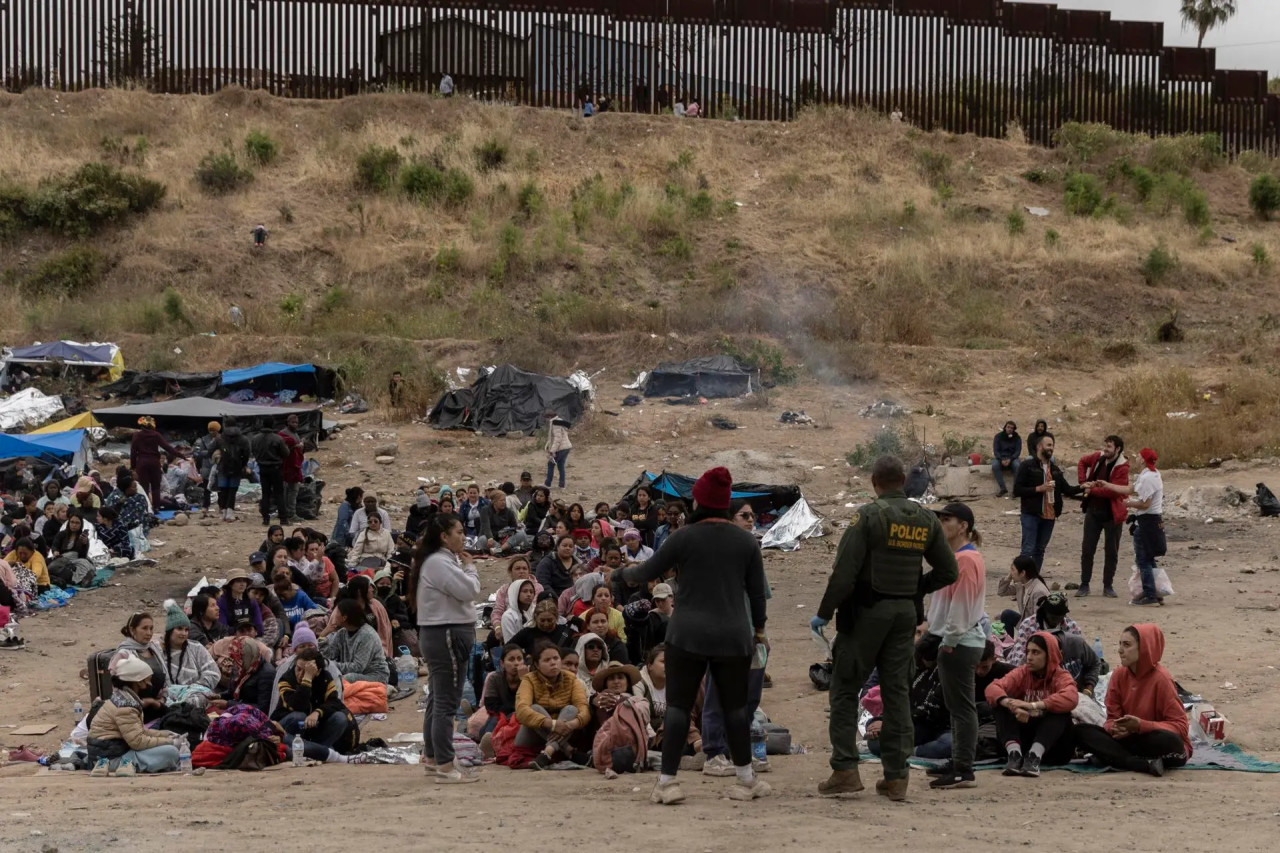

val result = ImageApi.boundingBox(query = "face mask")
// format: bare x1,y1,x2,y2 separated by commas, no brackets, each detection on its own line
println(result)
376,586,392,599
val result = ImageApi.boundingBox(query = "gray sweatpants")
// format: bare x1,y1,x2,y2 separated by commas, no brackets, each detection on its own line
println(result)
937,643,984,770
419,624,474,766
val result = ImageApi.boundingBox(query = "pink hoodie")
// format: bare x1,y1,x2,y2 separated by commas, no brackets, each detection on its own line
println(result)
986,630,1079,713
1105,623,1192,757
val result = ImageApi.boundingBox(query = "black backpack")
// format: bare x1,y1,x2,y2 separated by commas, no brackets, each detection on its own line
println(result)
218,737,283,771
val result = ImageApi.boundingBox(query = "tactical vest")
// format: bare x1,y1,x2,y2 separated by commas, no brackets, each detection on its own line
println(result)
865,497,938,598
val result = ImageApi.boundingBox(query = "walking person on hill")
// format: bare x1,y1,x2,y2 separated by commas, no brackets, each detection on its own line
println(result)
1075,435,1129,598
620,467,770,805
811,455,958,802
925,503,988,790
1012,435,1082,571
992,421,1022,497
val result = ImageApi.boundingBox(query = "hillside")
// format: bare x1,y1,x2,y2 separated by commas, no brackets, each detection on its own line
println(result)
1,87,1279,461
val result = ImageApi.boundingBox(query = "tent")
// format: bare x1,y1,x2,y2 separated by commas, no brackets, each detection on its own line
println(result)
100,370,222,400
219,362,338,400
621,470,801,516
29,411,103,434
429,364,585,436
642,355,760,399
0,387,66,432
93,397,323,440
0,429,91,471
2,340,124,382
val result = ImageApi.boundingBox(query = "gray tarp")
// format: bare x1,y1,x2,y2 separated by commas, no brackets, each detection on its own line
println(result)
93,397,322,439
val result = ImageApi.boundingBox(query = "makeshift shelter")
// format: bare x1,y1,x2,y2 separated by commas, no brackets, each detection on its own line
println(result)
29,411,103,434
2,341,124,383
219,362,338,401
0,387,66,431
0,429,91,471
100,370,222,400
429,364,585,436
621,471,801,516
642,356,759,399
93,397,323,441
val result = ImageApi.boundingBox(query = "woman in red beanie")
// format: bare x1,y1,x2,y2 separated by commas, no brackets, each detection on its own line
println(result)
620,466,770,805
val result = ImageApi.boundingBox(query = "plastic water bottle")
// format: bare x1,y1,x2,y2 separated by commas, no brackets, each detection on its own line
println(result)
73,700,83,721
396,647,417,691
1093,637,1106,662
292,735,306,767
177,737,192,773
750,723,768,763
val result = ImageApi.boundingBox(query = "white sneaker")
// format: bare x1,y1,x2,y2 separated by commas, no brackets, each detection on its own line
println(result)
752,756,771,773
650,778,686,805
702,754,735,777
435,766,480,784
726,777,773,800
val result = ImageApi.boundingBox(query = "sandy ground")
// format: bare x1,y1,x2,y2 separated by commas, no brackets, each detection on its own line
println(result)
2,379,1279,852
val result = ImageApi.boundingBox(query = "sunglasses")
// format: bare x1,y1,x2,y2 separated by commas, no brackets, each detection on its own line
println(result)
737,511,755,520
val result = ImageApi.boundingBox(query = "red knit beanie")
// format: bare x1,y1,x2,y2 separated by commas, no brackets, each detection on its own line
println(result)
692,466,733,510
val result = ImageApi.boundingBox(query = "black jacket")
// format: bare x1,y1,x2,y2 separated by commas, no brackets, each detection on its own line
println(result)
993,430,1022,462
254,431,289,468
1013,457,1082,517
216,429,252,475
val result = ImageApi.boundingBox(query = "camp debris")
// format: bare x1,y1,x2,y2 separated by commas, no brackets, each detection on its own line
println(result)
428,364,586,437
0,388,66,432
101,361,337,404
759,497,825,551
642,356,760,399
2,340,125,384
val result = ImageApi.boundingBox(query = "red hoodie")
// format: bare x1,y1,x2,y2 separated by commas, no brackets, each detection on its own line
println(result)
1077,450,1129,525
985,630,1079,713
1105,623,1192,756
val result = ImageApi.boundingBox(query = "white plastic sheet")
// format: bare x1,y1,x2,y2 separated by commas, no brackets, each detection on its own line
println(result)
761,497,825,551
0,387,65,431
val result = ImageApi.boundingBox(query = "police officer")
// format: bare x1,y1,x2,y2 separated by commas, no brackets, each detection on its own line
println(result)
811,454,958,800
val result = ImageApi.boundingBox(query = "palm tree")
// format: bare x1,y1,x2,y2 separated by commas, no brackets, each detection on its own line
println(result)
1179,0,1238,49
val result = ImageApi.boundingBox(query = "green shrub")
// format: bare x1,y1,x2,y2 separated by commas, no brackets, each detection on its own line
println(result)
686,190,714,219
400,161,445,201
162,287,190,325
1249,173,1280,220
1180,185,1211,227
243,130,279,165
474,138,508,172
1252,242,1271,271
915,150,952,186
1054,122,1132,164
20,163,165,236
441,168,475,206
846,424,920,469
1021,167,1056,185
1147,133,1224,175
1064,173,1104,216
435,245,461,275
1044,228,1060,248
718,336,798,386
1006,209,1025,235
658,234,692,260
321,286,352,313
1121,162,1157,201
21,246,104,297
517,181,545,219
195,152,253,194
355,145,402,191
279,293,304,316
1140,241,1178,284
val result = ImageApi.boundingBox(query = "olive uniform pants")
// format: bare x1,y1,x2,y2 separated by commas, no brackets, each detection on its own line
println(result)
827,599,917,780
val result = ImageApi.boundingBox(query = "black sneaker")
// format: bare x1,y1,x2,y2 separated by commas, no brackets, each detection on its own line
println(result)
1002,752,1023,776
1103,587,1118,598
1130,596,1161,607
1146,757,1165,777
925,761,954,778
1074,585,1090,598
929,768,977,789
1020,753,1042,778
530,753,552,771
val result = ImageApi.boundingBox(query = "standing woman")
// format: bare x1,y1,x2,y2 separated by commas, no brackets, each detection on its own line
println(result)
927,503,988,790
1124,448,1165,607
408,513,481,784
214,417,253,522
621,466,769,805
192,421,222,516
130,417,186,510
543,410,572,489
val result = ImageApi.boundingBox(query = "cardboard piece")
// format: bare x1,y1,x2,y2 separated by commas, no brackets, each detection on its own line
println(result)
11,723,57,736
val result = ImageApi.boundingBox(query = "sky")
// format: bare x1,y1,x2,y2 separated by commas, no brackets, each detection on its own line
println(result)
1041,0,1280,77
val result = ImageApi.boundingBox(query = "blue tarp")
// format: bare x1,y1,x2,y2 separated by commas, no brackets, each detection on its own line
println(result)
221,363,315,386
9,341,117,365
0,429,87,464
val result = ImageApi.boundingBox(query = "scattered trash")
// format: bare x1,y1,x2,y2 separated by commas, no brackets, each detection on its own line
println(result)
1221,682,1237,691
779,410,815,425
710,415,738,430
622,395,643,407
622,371,649,390
1025,206,1050,217
1256,483,1280,517
1165,411,1198,419
338,393,368,414
761,498,825,551
859,400,910,418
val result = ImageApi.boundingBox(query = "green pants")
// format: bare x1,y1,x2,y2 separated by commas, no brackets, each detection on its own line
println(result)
827,599,917,779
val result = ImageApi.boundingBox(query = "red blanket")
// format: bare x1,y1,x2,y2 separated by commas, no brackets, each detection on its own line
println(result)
191,739,287,768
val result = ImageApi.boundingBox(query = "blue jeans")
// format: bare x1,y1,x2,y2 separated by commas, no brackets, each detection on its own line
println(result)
992,459,1017,492
1132,515,1161,600
867,725,952,759
1019,513,1055,570
281,710,351,760
545,449,570,489
701,665,766,758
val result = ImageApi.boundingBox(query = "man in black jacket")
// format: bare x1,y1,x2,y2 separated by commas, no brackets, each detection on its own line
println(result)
1012,435,1083,571
254,427,290,526
992,421,1022,497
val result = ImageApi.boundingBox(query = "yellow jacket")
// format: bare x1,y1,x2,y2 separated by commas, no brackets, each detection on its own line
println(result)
515,669,588,732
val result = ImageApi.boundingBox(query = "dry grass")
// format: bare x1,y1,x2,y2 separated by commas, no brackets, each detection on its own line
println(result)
0,89,1278,433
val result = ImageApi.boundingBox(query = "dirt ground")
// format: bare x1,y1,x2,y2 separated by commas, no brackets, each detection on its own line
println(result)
2,376,1279,852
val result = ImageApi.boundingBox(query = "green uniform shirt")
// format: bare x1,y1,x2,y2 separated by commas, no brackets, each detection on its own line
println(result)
817,489,958,633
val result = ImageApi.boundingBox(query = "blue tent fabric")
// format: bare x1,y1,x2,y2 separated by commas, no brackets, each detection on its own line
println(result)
10,341,116,365
622,470,800,514
221,363,315,385
0,429,86,464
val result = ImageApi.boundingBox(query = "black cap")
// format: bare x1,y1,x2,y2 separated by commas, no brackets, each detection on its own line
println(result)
520,471,532,481
934,502,976,531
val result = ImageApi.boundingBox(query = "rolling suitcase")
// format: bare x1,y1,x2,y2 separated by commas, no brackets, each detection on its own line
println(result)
87,649,115,702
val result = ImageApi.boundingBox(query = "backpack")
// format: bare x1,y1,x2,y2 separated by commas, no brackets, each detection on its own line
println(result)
218,737,283,771
295,479,324,520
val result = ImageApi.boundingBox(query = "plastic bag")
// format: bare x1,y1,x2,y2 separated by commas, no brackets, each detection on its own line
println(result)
1256,483,1280,517
1128,565,1175,598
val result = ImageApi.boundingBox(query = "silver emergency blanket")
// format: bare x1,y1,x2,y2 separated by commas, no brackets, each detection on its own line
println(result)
760,497,825,551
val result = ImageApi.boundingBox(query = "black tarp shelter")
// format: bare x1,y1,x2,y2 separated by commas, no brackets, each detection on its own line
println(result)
102,363,338,401
429,364,584,436
621,470,801,516
642,356,760,399
94,397,323,441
